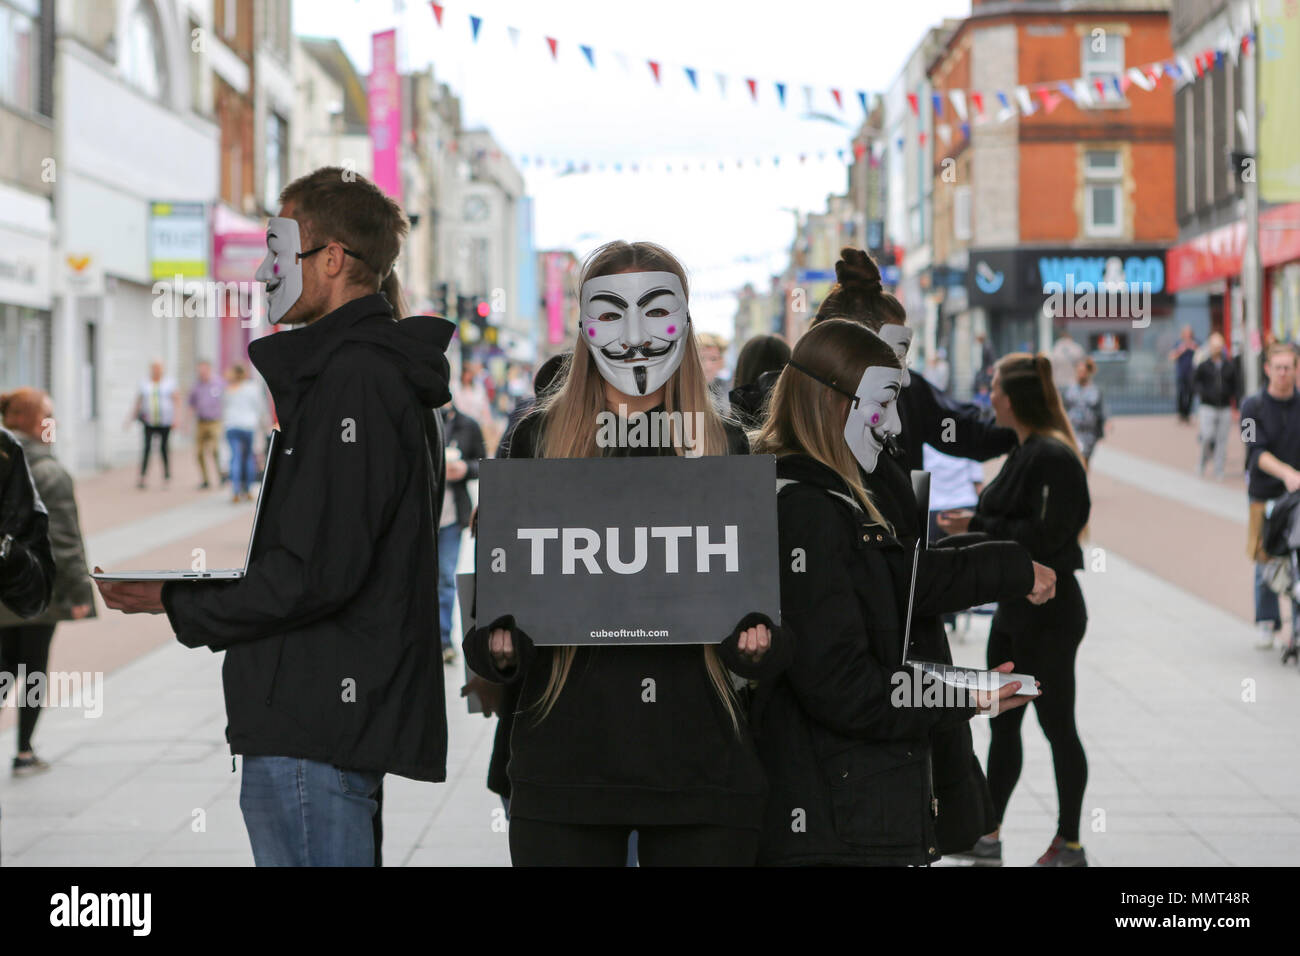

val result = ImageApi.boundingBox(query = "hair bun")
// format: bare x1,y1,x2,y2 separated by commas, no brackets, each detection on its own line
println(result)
834,248,883,297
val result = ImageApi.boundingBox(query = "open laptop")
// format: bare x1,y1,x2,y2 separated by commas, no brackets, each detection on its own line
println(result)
92,430,279,583
902,469,1038,698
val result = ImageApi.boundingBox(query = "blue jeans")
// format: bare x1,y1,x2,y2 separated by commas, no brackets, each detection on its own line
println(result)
1253,562,1299,631
239,756,383,866
226,427,255,496
438,522,464,648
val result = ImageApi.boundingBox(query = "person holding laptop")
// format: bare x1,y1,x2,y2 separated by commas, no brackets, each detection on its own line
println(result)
96,167,454,867
750,319,1041,867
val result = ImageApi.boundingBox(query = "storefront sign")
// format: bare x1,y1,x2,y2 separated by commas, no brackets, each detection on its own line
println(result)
1166,203,1300,293
149,202,208,279
0,225,52,310
968,246,1171,310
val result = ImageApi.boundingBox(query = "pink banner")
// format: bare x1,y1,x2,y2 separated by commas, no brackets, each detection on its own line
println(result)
545,253,567,345
369,30,402,202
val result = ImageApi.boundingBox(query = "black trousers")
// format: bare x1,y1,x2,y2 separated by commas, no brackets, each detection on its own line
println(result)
985,582,1088,844
0,624,57,753
509,817,759,866
1176,377,1194,420
141,424,172,479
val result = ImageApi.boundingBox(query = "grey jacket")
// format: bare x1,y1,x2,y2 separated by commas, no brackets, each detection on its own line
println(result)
0,436,95,627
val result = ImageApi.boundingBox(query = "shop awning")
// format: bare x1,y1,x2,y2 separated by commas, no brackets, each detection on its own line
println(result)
1166,202,1300,293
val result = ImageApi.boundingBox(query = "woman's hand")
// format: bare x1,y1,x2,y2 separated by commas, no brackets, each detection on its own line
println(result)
973,662,1038,717
935,508,974,535
735,622,771,663
461,675,505,718
488,627,516,671
1027,562,1057,604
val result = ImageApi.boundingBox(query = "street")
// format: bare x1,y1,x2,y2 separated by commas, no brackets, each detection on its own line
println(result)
1,414,1294,867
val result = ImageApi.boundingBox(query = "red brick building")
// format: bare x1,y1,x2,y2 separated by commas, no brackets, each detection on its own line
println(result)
926,0,1177,409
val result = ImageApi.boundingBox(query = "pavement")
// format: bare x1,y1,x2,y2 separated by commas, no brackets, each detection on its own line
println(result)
2,415,1297,866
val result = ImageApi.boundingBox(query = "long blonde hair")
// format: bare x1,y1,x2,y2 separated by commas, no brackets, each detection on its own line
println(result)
527,240,740,731
751,319,899,531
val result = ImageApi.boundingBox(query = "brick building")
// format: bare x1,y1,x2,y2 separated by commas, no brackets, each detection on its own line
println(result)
925,0,1177,409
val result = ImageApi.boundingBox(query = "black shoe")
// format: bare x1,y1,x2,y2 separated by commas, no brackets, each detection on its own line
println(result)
951,835,1002,867
13,754,51,777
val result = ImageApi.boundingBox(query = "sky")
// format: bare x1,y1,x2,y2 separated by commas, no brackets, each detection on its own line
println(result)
295,0,972,334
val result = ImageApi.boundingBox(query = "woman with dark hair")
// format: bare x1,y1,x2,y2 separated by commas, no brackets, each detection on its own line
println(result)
750,319,1042,866
728,334,791,429
463,240,787,866
937,353,1092,867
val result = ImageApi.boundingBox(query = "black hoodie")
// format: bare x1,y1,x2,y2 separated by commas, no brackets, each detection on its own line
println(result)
162,294,455,781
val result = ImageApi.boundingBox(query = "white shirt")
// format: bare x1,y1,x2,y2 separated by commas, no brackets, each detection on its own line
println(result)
222,381,265,431
137,378,177,426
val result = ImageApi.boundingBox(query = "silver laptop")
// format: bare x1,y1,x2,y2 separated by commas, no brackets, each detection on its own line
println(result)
902,469,1037,697
92,430,279,583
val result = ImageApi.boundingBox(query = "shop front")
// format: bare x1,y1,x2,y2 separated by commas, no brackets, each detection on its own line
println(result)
967,245,1174,413
0,182,54,394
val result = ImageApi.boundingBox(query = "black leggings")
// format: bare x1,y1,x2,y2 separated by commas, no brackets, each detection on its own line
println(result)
985,589,1088,844
141,424,172,479
0,624,56,753
509,817,759,866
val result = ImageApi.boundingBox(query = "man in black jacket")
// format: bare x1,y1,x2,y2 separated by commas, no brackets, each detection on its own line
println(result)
437,403,485,663
98,168,454,866
1193,333,1238,480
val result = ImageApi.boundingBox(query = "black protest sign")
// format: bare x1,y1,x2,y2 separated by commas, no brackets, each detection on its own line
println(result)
476,455,780,646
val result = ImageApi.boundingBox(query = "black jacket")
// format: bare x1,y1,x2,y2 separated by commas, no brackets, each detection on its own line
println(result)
970,434,1090,631
896,369,1017,473
0,427,54,621
0,436,95,627
754,455,1033,866
728,370,783,431
463,408,787,829
440,406,486,527
1193,356,1238,408
162,295,455,781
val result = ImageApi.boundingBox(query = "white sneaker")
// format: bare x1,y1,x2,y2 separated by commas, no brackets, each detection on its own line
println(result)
1256,623,1277,650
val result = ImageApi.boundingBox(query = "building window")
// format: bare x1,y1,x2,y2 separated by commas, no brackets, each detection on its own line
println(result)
265,111,287,213
1084,149,1123,237
121,0,169,102
1081,32,1124,106
0,0,40,114
953,185,971,241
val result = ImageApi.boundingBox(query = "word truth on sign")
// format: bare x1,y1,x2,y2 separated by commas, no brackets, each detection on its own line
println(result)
506,526,740,575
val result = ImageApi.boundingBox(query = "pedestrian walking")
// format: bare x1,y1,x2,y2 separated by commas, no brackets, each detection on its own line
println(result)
188,360,225,489
1169,325,1199,424
1063,357,1107,466
222,364,266,503
937,353,1092,867
1241,342,1300,651
463,240,785,867
437,402,485,663
1193,334,1238,480
97,167,455,867
697,331,731,415
0,389,96,777
131,360,180,489
1050,333,1086,393
750,318,1041,866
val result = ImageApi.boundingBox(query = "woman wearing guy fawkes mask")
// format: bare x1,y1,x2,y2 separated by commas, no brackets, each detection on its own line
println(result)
749,319,1047,866
462,241,788,866
806,249,1056,861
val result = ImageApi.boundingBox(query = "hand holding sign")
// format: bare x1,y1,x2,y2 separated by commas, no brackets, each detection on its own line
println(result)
735,622,771,663
489,627,516,671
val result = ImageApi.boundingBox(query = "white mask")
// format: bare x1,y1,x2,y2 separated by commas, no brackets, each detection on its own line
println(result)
580,271,690,396
788,360,903,474
878,324,914,387
254,216,305,325
843,366,903,473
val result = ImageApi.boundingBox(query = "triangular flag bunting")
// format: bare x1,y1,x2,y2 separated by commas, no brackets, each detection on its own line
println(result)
507,26,519,47
907,92,919,116
1015,86,1035,115
932,93,943,116
858,91,869,113
648,60,661,84
746,78,758,102
430,3,444,27
803,86,814,111
776,82,786,107
580,45,594,68
831,88,843,110
949,89,968,121
545,37,558,60
717,73,728,96
1111,75,1124,99
685,67,698,90
469,15,482,42
1126,66,1154,91
971,91,985,119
